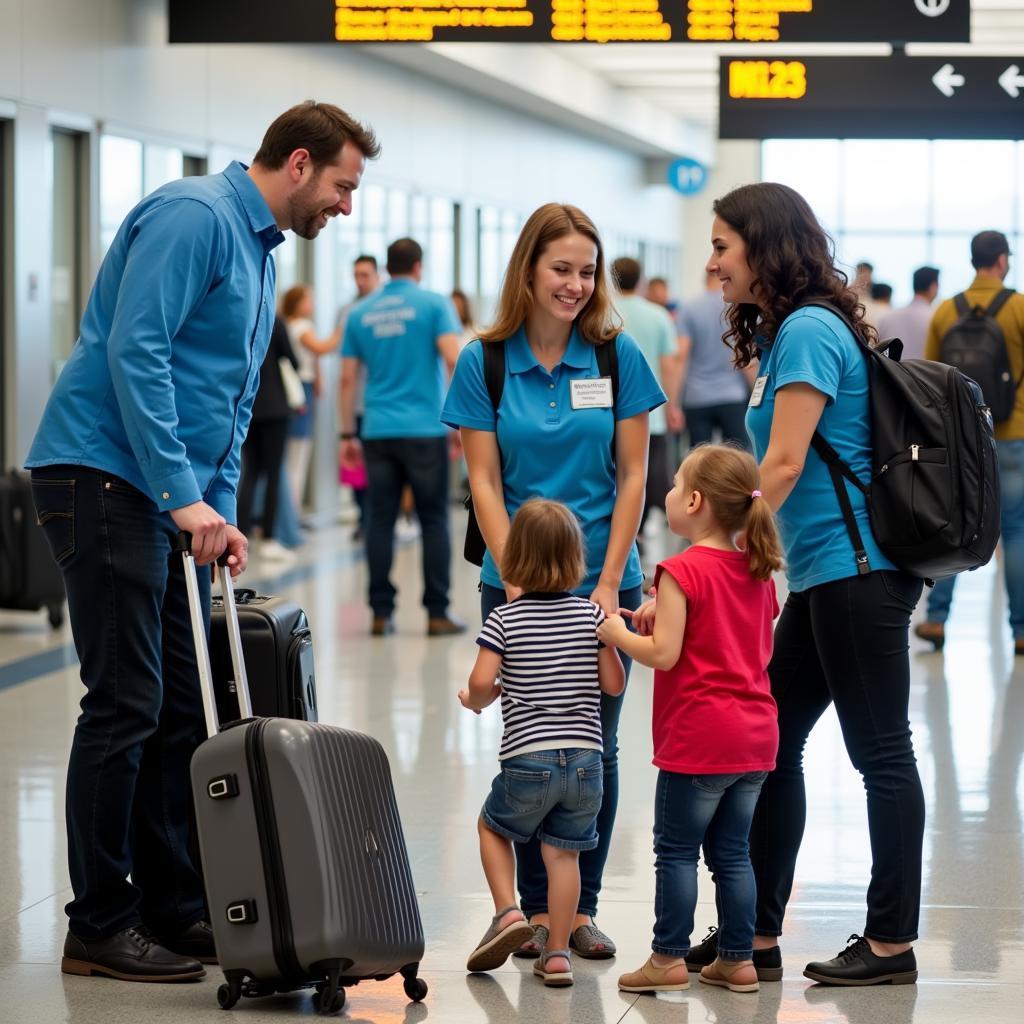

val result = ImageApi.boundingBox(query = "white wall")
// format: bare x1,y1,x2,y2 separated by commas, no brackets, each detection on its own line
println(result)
679,140,761,302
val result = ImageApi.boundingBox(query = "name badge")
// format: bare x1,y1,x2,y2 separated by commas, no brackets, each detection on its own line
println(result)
749,375,769,408
570,377,613,410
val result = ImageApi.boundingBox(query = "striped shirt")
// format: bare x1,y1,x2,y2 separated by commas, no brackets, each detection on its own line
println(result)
477,592,606,760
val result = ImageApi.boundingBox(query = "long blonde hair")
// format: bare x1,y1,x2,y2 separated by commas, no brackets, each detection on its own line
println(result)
681,445,783,582
480,204,620,346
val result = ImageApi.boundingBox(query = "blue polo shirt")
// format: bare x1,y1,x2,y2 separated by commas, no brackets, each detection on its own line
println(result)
342,278,462,439
745,307,895,592
442,326,666,593
27,162,284,523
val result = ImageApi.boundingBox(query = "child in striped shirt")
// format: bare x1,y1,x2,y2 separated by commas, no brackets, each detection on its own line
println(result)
459,499,625,987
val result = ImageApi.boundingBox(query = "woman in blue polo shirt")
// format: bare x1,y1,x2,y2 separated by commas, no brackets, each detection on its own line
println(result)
699,183,924,987
443,203,665,964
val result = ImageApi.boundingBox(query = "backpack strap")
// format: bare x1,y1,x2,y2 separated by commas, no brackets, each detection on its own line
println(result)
596,337,620,462
953,292,971,318
481,339,506,411
796,302,874,576
809,432,873,576
986,287,1016,320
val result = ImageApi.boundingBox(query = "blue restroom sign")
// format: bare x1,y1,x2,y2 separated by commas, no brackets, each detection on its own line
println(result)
667,158,709,196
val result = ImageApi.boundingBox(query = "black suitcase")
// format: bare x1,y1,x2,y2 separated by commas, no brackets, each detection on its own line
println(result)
210,589,317,722
0,469,66,627
180,535,427,1016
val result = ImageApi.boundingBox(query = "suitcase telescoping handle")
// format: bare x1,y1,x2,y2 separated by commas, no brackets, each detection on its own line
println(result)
174,531,253,738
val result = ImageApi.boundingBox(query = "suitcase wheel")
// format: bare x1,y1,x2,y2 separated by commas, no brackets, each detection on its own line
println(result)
403,977,429,1002
312,983,345,1015
217,981,240,1010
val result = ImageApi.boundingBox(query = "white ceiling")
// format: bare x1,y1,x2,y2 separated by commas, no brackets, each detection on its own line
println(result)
556,0,1024,130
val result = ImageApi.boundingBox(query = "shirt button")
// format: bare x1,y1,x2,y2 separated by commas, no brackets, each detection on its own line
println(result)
549,383,555,390
162,492,170,500
549,402,556,409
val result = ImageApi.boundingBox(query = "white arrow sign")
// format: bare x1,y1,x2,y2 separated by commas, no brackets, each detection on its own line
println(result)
999,64,1024,99
933,63,965,97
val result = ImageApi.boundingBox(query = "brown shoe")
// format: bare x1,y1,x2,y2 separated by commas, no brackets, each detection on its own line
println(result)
1015,637,1024,657
913,621,945,650
371,616,394,636
699,957,759,993
427,615,467,636
61,927,206,983
618,955,689,992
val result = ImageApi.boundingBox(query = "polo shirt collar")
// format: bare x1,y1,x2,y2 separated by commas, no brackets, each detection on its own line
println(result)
507,325,594,375
224,161,286,251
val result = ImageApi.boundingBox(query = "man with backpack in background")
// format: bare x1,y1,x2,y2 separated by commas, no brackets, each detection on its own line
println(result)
916,231,1024,654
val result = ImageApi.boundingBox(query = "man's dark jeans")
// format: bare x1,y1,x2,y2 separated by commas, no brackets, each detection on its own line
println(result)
30,466,208,939
749,569,925,943
482,582,643,920
364,436,451,619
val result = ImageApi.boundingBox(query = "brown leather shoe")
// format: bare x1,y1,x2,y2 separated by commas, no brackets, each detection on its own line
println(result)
699,957,759,993
371,616,394,636
913,621,945,650
427,615,467,636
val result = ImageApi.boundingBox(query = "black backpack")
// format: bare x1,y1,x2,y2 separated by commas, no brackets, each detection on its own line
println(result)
939,289,1022,423
803,302,1000,583
462,338,619,566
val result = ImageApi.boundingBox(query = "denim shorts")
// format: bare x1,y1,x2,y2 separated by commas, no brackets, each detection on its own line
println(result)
481,748,604,851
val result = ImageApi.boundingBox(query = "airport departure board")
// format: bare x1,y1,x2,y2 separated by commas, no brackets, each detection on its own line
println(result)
168,1,970,45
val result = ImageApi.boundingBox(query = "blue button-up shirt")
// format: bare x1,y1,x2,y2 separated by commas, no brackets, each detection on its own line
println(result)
27,162,284,523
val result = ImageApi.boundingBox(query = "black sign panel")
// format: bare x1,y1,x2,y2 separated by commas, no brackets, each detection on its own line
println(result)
168,0,970,45
719,56,1024,140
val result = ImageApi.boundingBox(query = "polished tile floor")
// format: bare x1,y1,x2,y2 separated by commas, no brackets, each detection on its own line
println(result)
0,515,1021,1022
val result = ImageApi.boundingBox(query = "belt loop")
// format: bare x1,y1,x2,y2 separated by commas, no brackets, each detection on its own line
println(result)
559,750,566,767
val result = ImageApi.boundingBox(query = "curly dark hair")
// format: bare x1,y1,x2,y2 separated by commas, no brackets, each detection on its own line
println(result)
712,183,874,367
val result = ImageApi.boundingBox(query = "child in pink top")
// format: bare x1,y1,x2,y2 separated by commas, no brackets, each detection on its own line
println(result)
598,444,782,994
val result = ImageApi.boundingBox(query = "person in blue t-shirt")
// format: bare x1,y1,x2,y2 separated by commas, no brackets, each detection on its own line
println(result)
26,102,379,983
340,237,464,636
442,203,665,961
698,183,924,987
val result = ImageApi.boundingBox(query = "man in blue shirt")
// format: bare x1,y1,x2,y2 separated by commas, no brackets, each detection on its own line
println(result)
339,238,463,636
26,101,379,983
677,272,753,449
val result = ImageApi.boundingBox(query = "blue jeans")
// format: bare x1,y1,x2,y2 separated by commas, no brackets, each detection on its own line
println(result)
926,439,1024,638
481,582,643,918
684,402,751,450
364,436,451,618
653,770,767,959
30,467,208,939
482,749,603,851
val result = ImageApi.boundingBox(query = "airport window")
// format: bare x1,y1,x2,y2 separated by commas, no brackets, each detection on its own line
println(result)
50,129,88,379
99,135,143,254
763,139,1024,302
427,197,455,295
360,183,387,265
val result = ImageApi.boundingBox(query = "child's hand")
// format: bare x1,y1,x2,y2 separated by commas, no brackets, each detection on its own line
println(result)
630,596,658,636
597,613,629,647
458,688,482,715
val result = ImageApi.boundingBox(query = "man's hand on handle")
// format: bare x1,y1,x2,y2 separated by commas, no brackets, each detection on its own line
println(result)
170,501,229,568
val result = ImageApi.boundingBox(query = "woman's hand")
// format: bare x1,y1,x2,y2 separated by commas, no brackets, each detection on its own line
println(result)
597,613,630,648
589,581,618,617
457,688,481,715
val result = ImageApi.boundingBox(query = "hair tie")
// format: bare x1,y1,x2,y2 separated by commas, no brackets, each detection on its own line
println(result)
751,490,762,500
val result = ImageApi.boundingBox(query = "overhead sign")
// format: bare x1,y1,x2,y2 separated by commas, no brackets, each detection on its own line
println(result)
168,0,970,44
667,158,709,196
719,56,1024,140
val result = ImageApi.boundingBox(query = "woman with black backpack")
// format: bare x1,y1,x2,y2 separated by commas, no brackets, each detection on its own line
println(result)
633,183,925,987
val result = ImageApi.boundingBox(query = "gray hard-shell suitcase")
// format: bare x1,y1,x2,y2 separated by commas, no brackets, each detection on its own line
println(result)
178,534,427,1015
